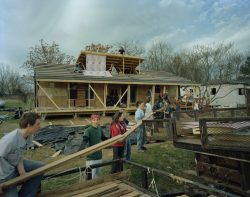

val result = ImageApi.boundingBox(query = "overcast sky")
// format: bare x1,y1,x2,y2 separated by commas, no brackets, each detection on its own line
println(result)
0,0,250,71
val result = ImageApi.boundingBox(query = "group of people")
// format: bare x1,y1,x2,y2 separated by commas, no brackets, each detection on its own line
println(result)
0,101,149,196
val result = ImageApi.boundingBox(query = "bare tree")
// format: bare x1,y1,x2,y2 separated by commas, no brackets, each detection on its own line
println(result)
113,40,145,56
23,39,76,73
145,40,173,71
0,64,31,97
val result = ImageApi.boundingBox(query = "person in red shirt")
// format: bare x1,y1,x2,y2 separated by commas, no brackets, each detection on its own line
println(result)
110,111,127,173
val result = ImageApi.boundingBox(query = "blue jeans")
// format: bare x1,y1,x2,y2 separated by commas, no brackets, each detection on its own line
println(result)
124,138,131,160
136,125,145,151
1,160,44,197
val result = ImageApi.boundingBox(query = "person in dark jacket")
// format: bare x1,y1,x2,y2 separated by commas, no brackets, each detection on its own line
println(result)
83,114,107,179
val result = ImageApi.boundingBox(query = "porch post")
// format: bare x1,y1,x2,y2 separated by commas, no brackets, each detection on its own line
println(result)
152,85,155,106
127,84,131,108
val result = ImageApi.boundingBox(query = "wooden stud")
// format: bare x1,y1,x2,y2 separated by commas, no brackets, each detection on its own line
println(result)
113,87,128,109
127,84,131,108
163,86,166,94
104,84,108,108
152,85,155,106
68,82,70,108
88,83,90,108
123,56,125,74
37,82,60,110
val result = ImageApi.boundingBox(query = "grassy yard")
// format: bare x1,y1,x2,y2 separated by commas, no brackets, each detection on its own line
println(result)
0,99,196,194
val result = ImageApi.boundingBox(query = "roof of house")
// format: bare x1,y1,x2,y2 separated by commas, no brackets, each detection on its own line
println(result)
34,63,199,85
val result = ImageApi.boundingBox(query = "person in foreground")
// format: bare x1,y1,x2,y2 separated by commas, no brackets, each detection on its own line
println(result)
110,111,127,173
83,114,107,179
0,112,44,197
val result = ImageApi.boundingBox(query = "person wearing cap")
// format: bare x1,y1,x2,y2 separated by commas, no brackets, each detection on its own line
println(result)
83,114,107,179
0,112,44,197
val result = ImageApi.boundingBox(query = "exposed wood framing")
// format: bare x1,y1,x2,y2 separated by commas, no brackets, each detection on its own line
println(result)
127,85,131,108
88,83,90,108
68,83,70,108
113,87,128,109
152,85,155,106
37,82,60,110
89,84,106,109
37,79,199,86
138,59,140,74
104,84,108,108
123,56,125,74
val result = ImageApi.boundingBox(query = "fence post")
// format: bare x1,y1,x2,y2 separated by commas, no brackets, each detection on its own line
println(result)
141,169,148,190
85,167,92,180
231,109,235,117
213,109,217,118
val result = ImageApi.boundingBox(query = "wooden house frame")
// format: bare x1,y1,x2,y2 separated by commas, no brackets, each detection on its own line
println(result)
34,51,198,116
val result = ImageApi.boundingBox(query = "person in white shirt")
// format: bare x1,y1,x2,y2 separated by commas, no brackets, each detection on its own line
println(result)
145,97,153,118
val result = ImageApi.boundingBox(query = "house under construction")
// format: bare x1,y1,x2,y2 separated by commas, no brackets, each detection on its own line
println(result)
34,51,198,116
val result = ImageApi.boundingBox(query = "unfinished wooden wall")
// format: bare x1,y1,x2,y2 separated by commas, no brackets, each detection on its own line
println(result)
37,82,68,108
75,83,88,107
94,84,105,108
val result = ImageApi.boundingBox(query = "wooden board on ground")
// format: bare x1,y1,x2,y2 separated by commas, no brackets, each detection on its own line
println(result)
32,140,43,147
39,171,150,197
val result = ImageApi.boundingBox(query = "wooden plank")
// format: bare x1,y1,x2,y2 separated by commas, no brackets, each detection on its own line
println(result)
127,84,130,108
32,140,43,147
61,181,115,197
113,87,128,108
104,84,108,108
120,191,140,197
37,79,199,86
39,170,131,197
51,150,62,158
37,82,60,110
73,183,118,197
152,85,155,106
101,188,132,197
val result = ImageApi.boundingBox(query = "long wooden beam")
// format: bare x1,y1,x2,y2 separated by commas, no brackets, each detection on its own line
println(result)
37,83,60,110
89,84,106,109
1,112,153,191
113,87,128,109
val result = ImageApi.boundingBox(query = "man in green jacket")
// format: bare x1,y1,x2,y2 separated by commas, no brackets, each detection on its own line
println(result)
83,114,107,179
